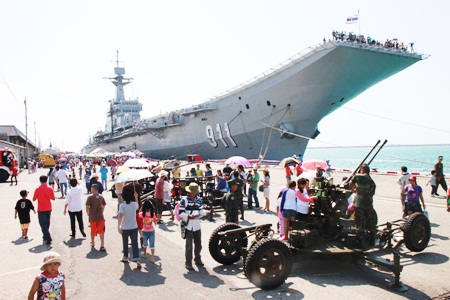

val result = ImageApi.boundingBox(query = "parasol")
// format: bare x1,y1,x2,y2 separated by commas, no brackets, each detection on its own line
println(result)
302,160,329,171
224,156,251,167
280,157,300,168
115,169,154,183
122,158,151,169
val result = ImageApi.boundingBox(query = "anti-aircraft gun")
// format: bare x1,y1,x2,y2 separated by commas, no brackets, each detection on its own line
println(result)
208,140,431,291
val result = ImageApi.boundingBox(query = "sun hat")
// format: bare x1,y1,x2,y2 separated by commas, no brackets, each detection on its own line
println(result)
90,173,99,179
185,182,201,195
159,170,168,177
41,251,62,271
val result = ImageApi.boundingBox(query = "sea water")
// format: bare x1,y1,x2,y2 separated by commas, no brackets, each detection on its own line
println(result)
304,144,450,174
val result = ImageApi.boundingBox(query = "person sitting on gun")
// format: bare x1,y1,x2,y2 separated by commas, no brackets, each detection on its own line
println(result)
349,163,377,246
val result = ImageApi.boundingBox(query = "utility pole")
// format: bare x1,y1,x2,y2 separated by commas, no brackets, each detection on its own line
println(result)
24,98,29,172
34,121,37,155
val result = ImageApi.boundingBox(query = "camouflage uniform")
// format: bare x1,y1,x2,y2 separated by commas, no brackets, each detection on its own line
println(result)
224,190,242,223
352,174,377,236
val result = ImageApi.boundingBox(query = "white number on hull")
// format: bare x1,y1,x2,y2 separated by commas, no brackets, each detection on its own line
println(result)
206,125,218,147
206,123,237,148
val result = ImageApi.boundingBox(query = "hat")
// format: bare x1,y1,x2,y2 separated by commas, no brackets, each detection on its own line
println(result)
262,168,269,173
90,173,99,179
159,170,168,177
40,251,62,271
185,182,201,195
409,176,417,182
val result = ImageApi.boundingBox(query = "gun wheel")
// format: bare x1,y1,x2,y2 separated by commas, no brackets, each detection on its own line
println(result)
209,223,248,265
401,212,431,252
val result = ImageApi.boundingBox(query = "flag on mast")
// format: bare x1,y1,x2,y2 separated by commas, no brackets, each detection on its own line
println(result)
346,15,359,24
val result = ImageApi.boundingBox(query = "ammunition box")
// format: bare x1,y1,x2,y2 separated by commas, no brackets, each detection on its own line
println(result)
290,229,320,248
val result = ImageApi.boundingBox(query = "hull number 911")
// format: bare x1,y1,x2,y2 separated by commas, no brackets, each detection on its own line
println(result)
206,123,237,148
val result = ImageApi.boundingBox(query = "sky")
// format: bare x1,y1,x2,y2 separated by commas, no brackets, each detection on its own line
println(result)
0,1,449,153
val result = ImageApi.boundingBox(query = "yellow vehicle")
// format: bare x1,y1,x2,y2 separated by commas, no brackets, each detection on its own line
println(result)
38,154,56,167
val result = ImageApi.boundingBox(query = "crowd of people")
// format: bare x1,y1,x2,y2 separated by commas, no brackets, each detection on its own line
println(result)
10,153,449,299
330,30,414,52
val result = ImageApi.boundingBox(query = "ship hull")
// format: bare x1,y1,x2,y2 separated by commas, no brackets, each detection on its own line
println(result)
87,41,424,160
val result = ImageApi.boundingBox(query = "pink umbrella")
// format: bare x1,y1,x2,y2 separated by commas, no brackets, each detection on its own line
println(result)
224,156,251,167
302,160,329,171
122,158,151,169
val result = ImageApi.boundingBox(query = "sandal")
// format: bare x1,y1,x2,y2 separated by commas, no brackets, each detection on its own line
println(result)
136,262,142,269
100,246,106,252
120,259,129,263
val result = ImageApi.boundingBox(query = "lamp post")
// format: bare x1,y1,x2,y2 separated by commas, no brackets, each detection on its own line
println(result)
24,98,29,172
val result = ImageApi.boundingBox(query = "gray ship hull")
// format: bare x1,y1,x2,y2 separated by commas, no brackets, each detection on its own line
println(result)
88,41,425,160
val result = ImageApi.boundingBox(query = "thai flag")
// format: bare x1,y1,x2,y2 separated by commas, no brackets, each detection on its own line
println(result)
346,15,358,24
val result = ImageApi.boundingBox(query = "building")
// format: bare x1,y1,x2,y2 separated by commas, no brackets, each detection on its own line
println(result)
0,125,38,166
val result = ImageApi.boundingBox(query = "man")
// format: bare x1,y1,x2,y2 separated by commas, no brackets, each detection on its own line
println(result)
179,182,205,270
55,166,69,198
434,156,447,196
247,167,260,209
224,180,243,224
154,170,167,224
33,175,56,245
223,164,233,177
85,184,106,251
350,164,377,247
396,166,411,216
99,164,108,190
64,178,86,238
88,174,104,194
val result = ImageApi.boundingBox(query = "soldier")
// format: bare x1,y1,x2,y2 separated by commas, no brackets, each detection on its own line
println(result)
223,179,243,224
350,164,377,245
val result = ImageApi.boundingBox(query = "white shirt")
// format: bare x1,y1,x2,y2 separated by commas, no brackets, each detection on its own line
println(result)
281,188,297,211
65,186,83,212
55,169,68,183
179,196,205,231
397,172,411,190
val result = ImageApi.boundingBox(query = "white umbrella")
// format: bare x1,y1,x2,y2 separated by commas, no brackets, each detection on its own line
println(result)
115,169,154,183
122,158,151,168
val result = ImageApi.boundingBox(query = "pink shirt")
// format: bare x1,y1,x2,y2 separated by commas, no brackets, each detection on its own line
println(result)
295,189,315,203
140,212,156,232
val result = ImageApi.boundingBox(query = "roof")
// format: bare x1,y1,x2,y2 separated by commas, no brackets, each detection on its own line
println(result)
0,125,37,148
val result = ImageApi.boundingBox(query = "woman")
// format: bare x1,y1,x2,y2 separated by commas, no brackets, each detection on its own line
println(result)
215,170,227,192
279,181,297,240
402,176,426,216
118,185,141,268
163,176,175,221
260,169,271,212
48,167,56,191
296,178,318,221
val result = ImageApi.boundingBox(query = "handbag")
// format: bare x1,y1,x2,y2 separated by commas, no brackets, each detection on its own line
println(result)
259,185,264,192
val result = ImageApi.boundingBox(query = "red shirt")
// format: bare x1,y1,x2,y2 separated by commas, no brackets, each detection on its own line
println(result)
285,167,292,177
33,184,55,212
154,177,164,199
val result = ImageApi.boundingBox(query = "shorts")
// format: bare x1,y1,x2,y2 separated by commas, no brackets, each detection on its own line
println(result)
142,230,155,249
282,209,297,218
405,201,423,213
155,198,164,215
90,220,105,236
20,223,30,230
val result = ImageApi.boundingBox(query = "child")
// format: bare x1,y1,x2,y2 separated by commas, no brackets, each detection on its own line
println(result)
426,170,437,196
140,200,157,263
15,190,36,239
28,251,66,300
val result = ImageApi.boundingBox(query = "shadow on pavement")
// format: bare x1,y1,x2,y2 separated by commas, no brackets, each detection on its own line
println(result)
183,266,225,288
212,263,243,276
12,237,33,245
119,260,166,286
28,243,51,253
63,238,84,248
251,282,304,299
431,233,449,241
402,251,449,265
86,247,108,259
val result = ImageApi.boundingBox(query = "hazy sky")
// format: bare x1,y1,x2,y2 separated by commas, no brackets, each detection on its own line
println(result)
1,1,448,152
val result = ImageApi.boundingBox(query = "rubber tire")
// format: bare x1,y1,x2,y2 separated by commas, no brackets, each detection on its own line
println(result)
401,212,431,252
209,223,248,265
0,169,9,183
245,238,292,290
